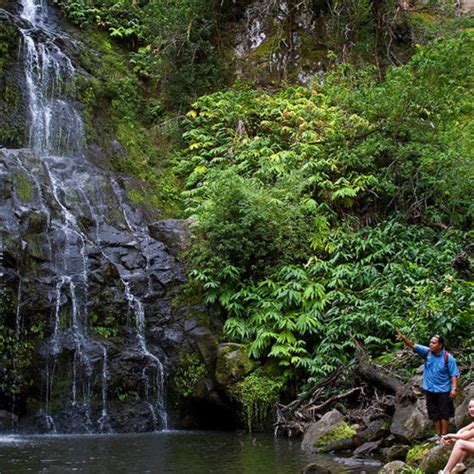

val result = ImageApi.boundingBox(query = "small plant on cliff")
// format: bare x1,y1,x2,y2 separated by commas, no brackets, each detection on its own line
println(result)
230,373,282,433
406,442,432,466
173,352,207,399
0,289,45,405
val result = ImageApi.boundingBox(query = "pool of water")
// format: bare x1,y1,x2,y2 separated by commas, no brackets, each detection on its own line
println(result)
0,431,381,473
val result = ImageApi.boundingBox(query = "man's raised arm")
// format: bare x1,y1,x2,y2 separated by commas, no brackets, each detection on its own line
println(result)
396,330,416,349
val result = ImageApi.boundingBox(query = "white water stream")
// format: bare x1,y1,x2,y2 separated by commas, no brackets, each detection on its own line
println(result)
5,0,169,432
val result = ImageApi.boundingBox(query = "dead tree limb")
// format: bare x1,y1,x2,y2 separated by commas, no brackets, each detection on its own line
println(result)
354,341,403,394
279,366,343,414
307,387,362,413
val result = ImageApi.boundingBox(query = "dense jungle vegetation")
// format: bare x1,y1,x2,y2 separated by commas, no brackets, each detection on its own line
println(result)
53,0,472,395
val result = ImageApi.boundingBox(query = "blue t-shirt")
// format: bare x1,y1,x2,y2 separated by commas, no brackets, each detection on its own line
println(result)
414,345,460,393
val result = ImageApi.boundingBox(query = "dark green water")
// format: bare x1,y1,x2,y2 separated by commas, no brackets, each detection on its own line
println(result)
0,431,381,473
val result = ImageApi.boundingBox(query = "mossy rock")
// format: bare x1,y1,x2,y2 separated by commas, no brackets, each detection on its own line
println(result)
0,18,19,76
215,343,254,387
419,443,451,473
25,234,50,261
25,211,48,234
314,421,357,449
72,29,181,217
14,172,35,202
378,460,409,474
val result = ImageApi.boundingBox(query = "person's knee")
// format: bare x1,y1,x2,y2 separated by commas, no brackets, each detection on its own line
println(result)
455,440,474,452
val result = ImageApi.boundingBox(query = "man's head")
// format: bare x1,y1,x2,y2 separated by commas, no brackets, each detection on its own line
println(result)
429,334,444,354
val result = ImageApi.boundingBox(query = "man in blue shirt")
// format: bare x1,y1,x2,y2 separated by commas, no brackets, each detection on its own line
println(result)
396,330,460,440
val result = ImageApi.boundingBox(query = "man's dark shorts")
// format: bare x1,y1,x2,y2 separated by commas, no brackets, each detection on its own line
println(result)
425,391,455,420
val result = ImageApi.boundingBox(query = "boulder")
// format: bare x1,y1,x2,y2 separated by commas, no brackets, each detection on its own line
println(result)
108,400,160,432
378,460,409,474
359,418,390,442
302,409,355,450
451,462,469,474
148,219,191,256
390,396,432,440
391,369,432,440
381,444,410,462
215,343,254,387
353,439,383,457
301,463,332,473
419,443,451,473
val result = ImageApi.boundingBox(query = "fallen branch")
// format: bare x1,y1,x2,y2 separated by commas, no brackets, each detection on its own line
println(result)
354,341,403,394
307,387,362,413
279,366,343,414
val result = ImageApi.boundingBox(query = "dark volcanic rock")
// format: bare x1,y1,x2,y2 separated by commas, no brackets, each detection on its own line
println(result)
0,410,18,431
148,219,191,256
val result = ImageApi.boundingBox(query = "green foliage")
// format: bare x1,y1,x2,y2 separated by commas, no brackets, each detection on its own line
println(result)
178,34,473,226
116,388,140,402
230,373,282,433
54,0,223,110
173,352,207,398
224,223,472,379
175,34,473,382
406,442,432,465
187,171,313,306
408,12,474,45
0,289,45,402
402,467,424,474
89,312,119,338
75,32,182,216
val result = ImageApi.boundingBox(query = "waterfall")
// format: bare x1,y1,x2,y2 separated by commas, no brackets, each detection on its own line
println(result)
0,0,173,433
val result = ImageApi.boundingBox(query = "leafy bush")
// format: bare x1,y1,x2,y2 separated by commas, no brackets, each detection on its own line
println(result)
225,222,472,379
176,34,473,383
188,170,313,306
173,352,208,398
54,0,223,109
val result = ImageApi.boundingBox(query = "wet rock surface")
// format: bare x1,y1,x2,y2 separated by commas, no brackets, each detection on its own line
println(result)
0,0,199,434
0,410,18,431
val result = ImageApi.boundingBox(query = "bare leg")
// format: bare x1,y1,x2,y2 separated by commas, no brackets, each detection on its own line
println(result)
459,451,469,463
442,440,474,474
435,420,442,435
440,419,450,435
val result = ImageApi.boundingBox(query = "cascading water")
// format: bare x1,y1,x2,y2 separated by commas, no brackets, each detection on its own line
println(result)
0,0,177,432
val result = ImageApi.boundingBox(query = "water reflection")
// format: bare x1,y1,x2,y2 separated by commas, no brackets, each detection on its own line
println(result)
0,431,381,473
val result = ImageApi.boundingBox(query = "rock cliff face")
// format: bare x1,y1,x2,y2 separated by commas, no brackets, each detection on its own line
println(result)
0,0,192,433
